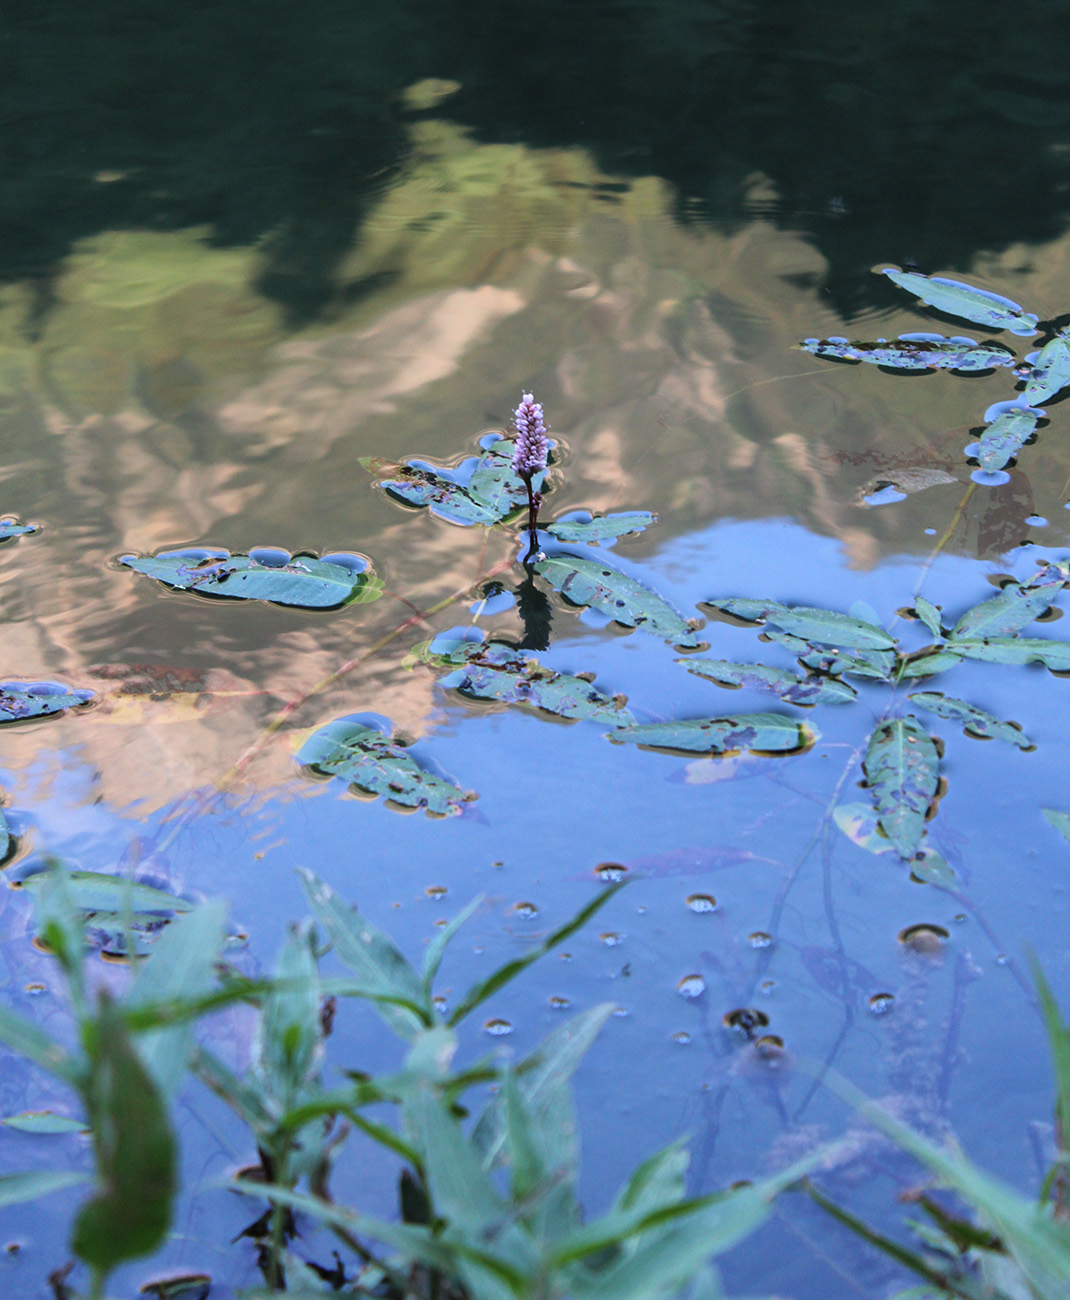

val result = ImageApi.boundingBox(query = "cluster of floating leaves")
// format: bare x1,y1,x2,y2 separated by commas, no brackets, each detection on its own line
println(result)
802,266,1070,485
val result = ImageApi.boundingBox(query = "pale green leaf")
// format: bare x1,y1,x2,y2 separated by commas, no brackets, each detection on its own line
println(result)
881,268,1039,336
0,1170,89,1207
679,658,856,706
703,598,894,651
609,714,814,756
862,718,941,859
907,692,1034,749
536,554,703,647
122,549,381,608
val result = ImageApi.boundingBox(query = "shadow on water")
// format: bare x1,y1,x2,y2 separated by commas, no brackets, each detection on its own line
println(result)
7,1,1070,324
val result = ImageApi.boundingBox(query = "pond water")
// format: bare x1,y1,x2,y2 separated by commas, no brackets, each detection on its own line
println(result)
4,8,1070,1297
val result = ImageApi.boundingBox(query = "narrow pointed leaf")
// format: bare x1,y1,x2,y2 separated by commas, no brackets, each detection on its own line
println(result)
545,512,655,543
678,658,856,705
1024,331,1070,404
0,1170,89,1207
703,598,894,651
536,554,703,647
950,580,1062,640
296,718,474,817
1029,957,1070,1153
862,718,941,859
18,870,192,917
912,597,944,639
801,335,1015,371
422,894,484,988
122,549,380,608
907,692,1034,749
258,923,322,1102
299,870,429,1039
0,681,93,724
0,1111,89,1134
881,269,1039,336
896,648,963,679
976,406,1041,473
0,1002,81,1084
609,714,814,756
950,637,1070,671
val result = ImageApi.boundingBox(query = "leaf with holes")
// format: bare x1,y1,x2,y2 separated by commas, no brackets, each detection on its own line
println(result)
122,548,381,609
1024,330,1070,404
432,632,634,724
296,719,474,817
678,658,856,706
466,437,545,518
608,714,814,756
544,511,656,544
862,717,941,860
704,598,894,651
881,268,1039,336
0,681,93,724
949,580,1063,640
536,555,703,647
950,637,1070,671
795,645,899,680
833,803,954,884
907,692,1034,750
976,406,1041,473
800,334,1016,372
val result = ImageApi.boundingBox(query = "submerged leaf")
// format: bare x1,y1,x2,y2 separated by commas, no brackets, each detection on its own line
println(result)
544,511,656,543
430,630,634,724
1024,329,1070,404
0,1111,89,1134
975,406,1041,472
881,268,1039,336
536,554,703,647
296,718,473,817
704,598,894,651
0,681,93,724
122,548,381,609
949,580,1063,640
862,717,941,860
907,692,1034,749
678,658,856,706
16,871,192,917
609,714,814,756
0,1170,90,1208
800,335,1015,372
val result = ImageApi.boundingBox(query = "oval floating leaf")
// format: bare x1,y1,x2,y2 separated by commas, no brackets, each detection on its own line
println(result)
895,648,963,679
911,596,944,639
949,580,1063,640
122,548,381,609
1,1110,89,1134
0,681,93,724
975,405,1041,472
862,717,941,860
608,714,814,756
544,512,656,544
881,268,1039,336
678,658,856,706
704,598,894,651
429,629,634,724
833,803,954,882
296,718,473,816
950,637,1070,671
907,691,1034,750
801,335,1015,371
536,554,703,647
466,437,546,518
0,517,37,544
1023,330,1070,404
15,871,192,917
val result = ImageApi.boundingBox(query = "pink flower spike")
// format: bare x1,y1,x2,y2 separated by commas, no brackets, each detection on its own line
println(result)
512,392,549,479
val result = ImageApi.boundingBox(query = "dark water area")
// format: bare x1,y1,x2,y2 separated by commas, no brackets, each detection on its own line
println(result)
2,5,1070,1298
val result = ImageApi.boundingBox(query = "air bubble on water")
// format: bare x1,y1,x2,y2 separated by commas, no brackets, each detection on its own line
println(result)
600,932,621,946
425,885,448,900
723,1008,770,1038
432,995,447,1012
594,863,627,883
748,931,773,949
924,527,937,535
23,982,46,996
971,468,1011,487
670,1031,692,1045
869,992,895,1015
483,1018,513,1037
996,953,1008,966
676,974,706,999
560,951,573,962
686,893,717,913
1025,515,1048,527
434,918,448,929
612,1005,630,1017
898,922,950,954
760,980,775,995
548,995,571,1009
514,901,538,919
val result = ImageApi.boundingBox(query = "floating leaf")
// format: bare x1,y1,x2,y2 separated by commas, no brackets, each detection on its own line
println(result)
0,681,93,724
1023,330,1070,404
907,691,1034,749
678,658,856,706
862,717,941,860
949,637,1070,671
1042,809,1070,843
975,406,1041,472
121,548,381,609
296,718,473,816
704,598,894,651
0,807,10,864
544,511,656,543
949,580,1063,640
895,648,963,679
15,871,192,917
881,268,1039,336
0,1170,90,1208
0,518,37,544
430,629,634,724
0,1110,90,1134
800,334,1015,372
536,554,703,647
608,714,814,756
796,645,898,680
466,437,543,518
372,465,503,526
912,597,943,638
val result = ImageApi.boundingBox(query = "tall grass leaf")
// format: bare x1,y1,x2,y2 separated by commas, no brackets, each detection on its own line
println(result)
72,994,176,1273
502,1071,546,1202
1029,956,1070,1152
448,886,626,1027
190,1044,276,1134
0,1170,89,1207
406,1085,505,1232
129,900,226,1099
32,860,88,1014
422,894,484,989
0,1002,81,1085
258,922,322,1103
299,870,429,1039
